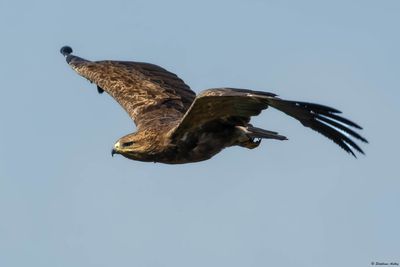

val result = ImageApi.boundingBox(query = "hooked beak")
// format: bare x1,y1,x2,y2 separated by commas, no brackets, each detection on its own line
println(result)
112,141,122,157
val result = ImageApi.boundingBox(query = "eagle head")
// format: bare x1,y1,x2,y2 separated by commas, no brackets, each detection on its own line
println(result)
111,132,160,162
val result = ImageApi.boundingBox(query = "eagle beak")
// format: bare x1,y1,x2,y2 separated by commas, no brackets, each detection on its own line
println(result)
112,141,121,157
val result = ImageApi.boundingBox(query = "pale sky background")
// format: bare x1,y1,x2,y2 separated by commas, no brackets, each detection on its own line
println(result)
0,0,399,266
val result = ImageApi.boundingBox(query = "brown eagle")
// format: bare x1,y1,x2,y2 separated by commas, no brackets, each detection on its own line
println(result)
61,46,367,164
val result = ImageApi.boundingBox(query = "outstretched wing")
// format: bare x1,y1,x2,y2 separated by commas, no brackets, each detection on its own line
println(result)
170,88,367,156
61,47,196,129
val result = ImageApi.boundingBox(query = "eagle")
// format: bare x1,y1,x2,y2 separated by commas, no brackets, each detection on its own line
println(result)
60,46,367,164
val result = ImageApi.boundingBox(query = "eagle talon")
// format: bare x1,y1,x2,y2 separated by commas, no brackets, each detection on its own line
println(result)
239,138,262,149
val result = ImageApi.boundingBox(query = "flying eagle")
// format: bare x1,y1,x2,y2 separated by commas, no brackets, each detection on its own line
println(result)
60,46,367,164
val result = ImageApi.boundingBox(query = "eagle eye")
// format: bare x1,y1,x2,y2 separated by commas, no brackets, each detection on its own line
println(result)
122,141,134,147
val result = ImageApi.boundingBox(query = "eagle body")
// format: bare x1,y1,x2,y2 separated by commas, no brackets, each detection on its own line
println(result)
61,46,367,164
115,117,256,164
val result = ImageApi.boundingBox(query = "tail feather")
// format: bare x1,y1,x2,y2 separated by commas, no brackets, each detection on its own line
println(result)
246,126,288,141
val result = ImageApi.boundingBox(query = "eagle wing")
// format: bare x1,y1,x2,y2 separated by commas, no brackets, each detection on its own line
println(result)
62,48,196,130
170,88,368,156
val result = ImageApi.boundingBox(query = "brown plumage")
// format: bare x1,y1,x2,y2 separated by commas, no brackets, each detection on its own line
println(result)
61,46,367,164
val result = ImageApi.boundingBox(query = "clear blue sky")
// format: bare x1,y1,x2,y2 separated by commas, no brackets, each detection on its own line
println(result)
0,0,399,266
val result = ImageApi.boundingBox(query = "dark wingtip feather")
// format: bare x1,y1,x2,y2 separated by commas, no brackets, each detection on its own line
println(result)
296,101,342,114
60,46,73,57
305,119,365,156
296,102,363,130
316,115,368,143
268,98,367,157
349,150,357,158
325,113,363,130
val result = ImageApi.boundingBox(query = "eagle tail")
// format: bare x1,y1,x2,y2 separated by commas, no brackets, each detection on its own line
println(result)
236,125,287,141
246,126,288,140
